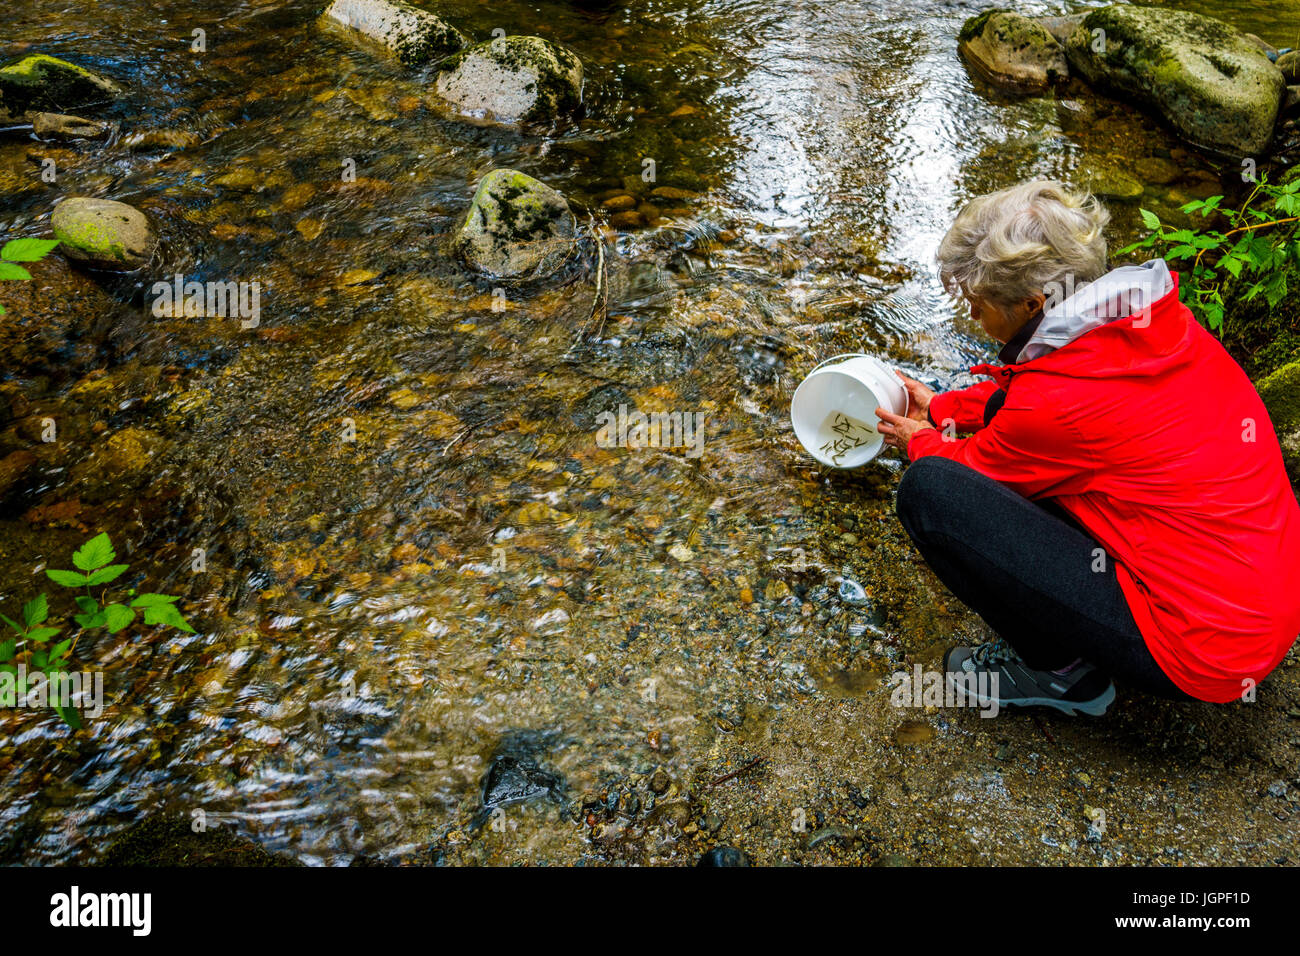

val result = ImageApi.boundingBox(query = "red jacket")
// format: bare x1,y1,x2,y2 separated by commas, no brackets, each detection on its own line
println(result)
909,274,1300,702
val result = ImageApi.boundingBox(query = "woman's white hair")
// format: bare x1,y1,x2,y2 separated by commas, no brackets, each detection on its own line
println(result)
937,180,1110,306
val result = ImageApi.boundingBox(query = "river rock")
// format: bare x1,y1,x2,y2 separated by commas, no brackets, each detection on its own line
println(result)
479,753,564,816
434,35,583,125
1062,6,1285,157
323,0,466,67
1256,360,1300,475
454,168,576,279
1035,14,1087,46
1278,51,1299,83
103,815,303,866
1285,86,1300,118
1077,159,1144,200
0,55,121,120
958,10,1069,90
52,197,158,271
697,846,751,866
31,112,110,140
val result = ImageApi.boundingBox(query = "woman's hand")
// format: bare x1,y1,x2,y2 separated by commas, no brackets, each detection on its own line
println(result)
894,370,935,423
876,406,934,453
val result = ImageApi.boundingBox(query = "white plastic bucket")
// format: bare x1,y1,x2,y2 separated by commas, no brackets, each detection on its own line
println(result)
790,353,908,468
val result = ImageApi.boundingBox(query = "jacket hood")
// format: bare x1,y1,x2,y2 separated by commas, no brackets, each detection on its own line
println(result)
1016,258,1175,364
974,259,1190,384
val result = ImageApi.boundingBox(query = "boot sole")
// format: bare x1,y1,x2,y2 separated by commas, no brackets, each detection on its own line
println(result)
947,673,1116,716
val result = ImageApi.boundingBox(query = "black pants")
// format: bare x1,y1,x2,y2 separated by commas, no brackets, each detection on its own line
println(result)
896,445,1193,702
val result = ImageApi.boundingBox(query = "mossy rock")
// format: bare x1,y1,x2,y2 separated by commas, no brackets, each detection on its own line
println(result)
0,54,121,119
1277,51,1298,84
957,9,1068,91
453,168,576,279
1077,158,1144,201
322,0,465,67
434,35,583,125
1063,5,1284,157
1256,360,1300,483
51,197,157,271
102,816,303,867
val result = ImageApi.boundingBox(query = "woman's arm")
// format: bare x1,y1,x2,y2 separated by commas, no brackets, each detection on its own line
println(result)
926,380,1002,433
901,385,1089,500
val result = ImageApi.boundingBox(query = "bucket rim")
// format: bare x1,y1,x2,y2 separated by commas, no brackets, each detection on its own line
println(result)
808,352,875,376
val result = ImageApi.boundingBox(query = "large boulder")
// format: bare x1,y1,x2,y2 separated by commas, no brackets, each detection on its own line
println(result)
453,169,575,279
434,35,583,125
0,54,121,120
1256,361,1300,483
322,0,465,67
958,10,1069,90
51,197,158,271
1063,6,1285,157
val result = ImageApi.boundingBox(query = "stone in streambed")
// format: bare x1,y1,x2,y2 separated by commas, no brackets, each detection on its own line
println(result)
1277,51,1299,84
697,846,751,866
51,197,157,271
31,112,111,141
434,35,582,125
1077,159,1144,201
1063,6,1284,157
1256,360,1300,476
957,10,1068,91
0,55,121,120
453,168,575,279
322,0,466,66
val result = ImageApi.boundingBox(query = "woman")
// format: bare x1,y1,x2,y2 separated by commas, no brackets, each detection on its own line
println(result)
874,180,1300,715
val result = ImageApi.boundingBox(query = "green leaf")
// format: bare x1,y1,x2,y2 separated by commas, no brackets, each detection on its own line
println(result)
46,569,89,587
24,627,60,644
1,238,59,262
74,595,98,614
1139,208,1161,231
0,612,23,634
0,639,14,662
85,563,129,586
21,593,48,627
72,532,115,571
49,637,72,658
0,262,31,281
31,648,47,668
51,699,82,730
130,593,181,608
1203,301,1224,331
143,602,195,633
102,603,134,633
74,611,107,629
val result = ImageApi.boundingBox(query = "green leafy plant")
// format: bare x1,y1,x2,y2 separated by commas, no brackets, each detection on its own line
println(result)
1117,174,1300,332
0,237,61,315
0,533,193,729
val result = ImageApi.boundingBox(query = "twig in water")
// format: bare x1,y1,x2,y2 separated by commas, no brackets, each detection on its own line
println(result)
441,415,503,456
1031,714,1056,744
708,754,768,787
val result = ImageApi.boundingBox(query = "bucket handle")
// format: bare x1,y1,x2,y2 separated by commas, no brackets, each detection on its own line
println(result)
808,352,871,376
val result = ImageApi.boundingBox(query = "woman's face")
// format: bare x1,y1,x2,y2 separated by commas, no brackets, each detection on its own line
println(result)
965,291,1045,344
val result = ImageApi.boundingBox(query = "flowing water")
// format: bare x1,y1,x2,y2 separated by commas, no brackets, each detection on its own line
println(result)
1,0,1298,865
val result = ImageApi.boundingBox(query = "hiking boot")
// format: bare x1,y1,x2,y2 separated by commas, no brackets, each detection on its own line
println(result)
943,639,1116,716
